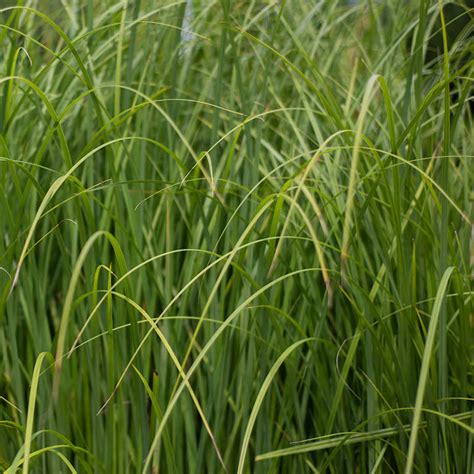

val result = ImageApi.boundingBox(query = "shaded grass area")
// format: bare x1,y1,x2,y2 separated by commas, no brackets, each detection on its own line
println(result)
0,0,472,472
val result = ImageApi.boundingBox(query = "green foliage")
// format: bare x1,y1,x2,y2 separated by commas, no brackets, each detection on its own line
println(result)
0,1,472,472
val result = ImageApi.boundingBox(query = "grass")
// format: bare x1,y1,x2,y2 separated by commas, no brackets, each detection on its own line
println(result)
0,0,472,472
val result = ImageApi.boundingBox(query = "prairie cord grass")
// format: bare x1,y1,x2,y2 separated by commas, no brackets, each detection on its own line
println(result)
0,1,472,472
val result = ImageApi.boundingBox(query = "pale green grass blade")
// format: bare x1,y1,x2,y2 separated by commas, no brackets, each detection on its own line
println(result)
405,266,455,474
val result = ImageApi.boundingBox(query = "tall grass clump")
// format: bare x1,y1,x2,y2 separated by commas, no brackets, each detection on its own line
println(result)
0,0,472,472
